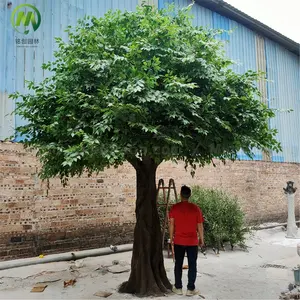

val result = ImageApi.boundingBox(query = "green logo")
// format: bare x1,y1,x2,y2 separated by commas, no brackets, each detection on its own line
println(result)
11,4,41,35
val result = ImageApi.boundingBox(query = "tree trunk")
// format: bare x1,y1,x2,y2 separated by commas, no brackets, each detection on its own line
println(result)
119,157,172,296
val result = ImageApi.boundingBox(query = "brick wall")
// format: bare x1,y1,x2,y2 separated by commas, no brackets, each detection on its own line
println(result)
0,142,136,260
1,142,299,260
158,160,300,223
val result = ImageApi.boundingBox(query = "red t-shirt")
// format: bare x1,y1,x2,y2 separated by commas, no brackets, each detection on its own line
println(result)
169,201,204,246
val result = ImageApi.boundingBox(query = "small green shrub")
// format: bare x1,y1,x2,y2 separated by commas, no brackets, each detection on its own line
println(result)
191,187,249,250
157,186,249,251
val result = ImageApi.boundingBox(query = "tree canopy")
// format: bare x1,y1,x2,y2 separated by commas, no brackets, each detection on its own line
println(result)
11,4,282,296
12,5,280,182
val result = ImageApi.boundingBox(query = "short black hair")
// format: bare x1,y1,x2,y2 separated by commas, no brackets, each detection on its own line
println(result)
181,185,191,199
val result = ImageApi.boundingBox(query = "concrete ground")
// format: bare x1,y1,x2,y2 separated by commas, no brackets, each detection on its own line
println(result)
0,225,300,299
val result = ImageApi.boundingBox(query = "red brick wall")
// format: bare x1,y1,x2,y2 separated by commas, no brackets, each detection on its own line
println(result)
0,142,136,260
158,160,300,223
1,142,299,260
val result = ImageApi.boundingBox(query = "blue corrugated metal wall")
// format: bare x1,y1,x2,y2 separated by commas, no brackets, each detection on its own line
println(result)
0,1,15,139
265,39,300,163
226,19,263,161
213,12,229,41
1,0,299,163
159,0,300,163
0,0,138,140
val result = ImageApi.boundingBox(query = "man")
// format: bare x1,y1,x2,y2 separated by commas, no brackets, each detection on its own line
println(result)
169,185,204,296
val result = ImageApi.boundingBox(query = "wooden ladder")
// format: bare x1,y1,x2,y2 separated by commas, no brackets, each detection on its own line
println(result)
156,179,178,252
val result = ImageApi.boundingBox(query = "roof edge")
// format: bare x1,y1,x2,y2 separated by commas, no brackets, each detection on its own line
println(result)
195,0,300,56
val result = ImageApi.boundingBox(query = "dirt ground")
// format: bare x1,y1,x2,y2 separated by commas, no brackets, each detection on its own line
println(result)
0,225,300,299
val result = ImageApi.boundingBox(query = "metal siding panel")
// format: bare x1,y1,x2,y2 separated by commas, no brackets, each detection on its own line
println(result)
212,12,229,40
0,1,15,140
111,0,138,11
228,20,257,73
191,3,212,28
90,0,100,17
0,3,7,92
42,0,53,81
227,20,262,161
99,0,107,16
6,6,16,92
7,0,18,95
158,0,165,9
255,35,270,161
0,92,14,140
212,12,229,55
14,3,26,136
266,38,300,163
83,0,91,16
2,0,138,140
52,0,61,54
68,1,85,29
112,0,119,10
265,40,282,162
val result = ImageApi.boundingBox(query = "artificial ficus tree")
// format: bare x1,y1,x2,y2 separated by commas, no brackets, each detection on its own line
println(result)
12,4,281,296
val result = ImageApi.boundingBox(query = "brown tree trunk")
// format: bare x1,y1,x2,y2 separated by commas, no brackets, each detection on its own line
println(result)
119,157,172,296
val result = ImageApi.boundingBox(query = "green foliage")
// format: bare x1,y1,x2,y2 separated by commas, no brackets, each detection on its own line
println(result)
157,203,168,238
190,186,249,249
11,5,281,182
158,187,249,249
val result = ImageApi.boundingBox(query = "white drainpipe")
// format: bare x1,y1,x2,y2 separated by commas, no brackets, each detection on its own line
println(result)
0,244,133,271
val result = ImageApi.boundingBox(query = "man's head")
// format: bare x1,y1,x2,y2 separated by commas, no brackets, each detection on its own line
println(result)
180,185,191,201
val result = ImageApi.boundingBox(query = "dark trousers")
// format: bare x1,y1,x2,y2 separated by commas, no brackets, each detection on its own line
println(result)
174,244,198,291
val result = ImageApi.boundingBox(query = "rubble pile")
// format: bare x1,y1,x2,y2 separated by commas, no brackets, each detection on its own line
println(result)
280,284,300,300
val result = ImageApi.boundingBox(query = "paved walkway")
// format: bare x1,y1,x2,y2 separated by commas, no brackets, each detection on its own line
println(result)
0,225,299,299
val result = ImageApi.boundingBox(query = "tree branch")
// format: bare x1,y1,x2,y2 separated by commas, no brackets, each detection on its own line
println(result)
125,155,139,169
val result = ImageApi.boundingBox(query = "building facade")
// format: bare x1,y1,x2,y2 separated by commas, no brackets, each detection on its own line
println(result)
161,0,300,163
0,0,299,161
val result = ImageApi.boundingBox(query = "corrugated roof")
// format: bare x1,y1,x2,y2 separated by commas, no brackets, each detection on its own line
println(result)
195,0,300,56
